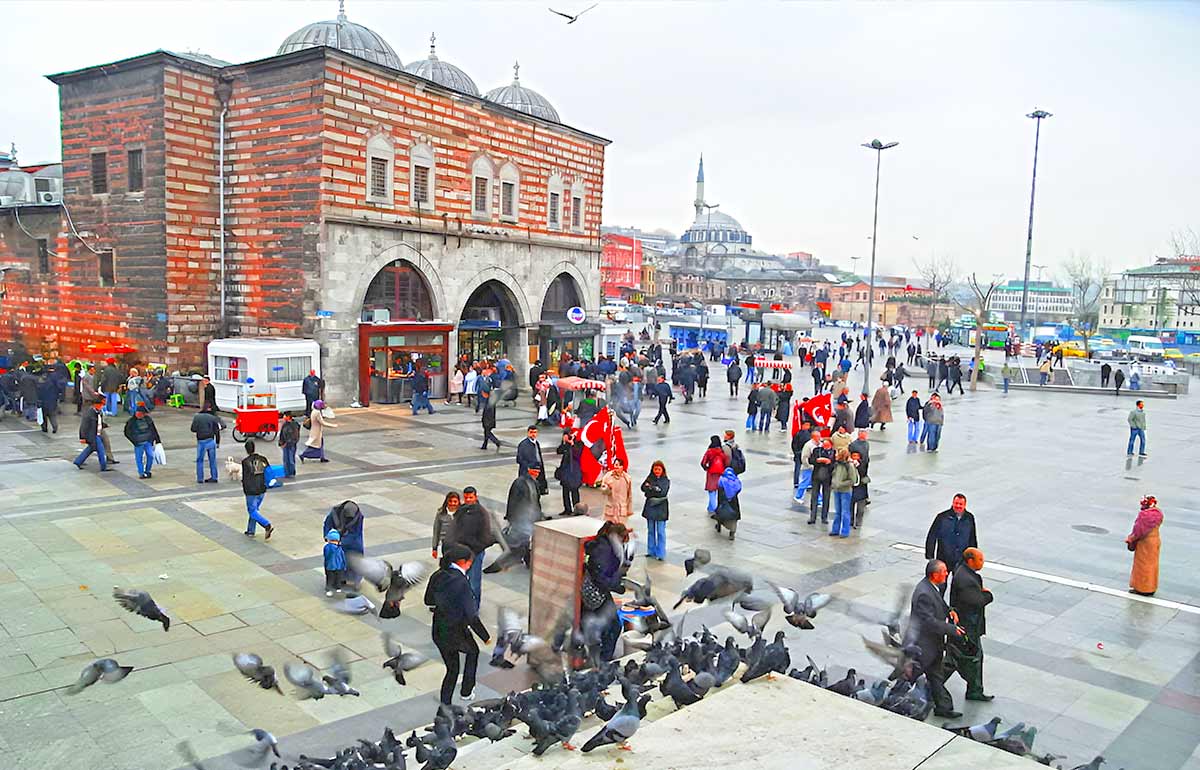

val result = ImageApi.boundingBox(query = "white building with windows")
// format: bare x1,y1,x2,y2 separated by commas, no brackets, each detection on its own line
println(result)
1099,258,1200,335
987,280,1074,321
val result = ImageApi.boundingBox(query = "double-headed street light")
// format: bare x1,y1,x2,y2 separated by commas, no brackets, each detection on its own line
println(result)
861,138,898,394
1019,109,1052,336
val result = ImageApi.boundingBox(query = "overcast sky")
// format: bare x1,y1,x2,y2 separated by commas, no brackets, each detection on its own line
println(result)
7,1,1198,279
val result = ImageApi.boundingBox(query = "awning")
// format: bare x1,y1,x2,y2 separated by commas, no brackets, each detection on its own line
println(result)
754,358,792,369
556,376,607,392
762,312,812,331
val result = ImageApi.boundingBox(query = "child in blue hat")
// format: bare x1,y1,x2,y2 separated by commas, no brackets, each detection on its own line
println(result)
323,530,346,596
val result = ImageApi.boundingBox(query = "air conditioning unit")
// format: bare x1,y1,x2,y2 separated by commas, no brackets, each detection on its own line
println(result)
0,196,14,206
370,308,391,323
463,307,501,323
39,191,62,204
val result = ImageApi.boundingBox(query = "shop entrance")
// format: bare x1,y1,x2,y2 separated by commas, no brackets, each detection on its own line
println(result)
458,280,523,363
538,273,597,368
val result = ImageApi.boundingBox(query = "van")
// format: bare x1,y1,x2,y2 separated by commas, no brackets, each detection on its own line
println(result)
1125,335,1165,362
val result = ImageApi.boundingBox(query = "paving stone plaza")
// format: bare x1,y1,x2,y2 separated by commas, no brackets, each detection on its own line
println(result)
0,334,1197,770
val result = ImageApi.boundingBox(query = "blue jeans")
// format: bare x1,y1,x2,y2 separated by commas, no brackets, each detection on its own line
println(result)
646,519,666,559
134,442,154,476
104,392,119,416
74,436,108,470
466,554,484,611
282,443,297,476
744,367,755,383
412,391,435,414
196,438,217,481
745,414,756,429
1002,377,1010,393
831,491,853,536
757,411,772,432
793,460,810,490
1039,372,1048,385
925,423,942,451
707,489,718,513
907,419,920,442
245,494,270,533
1127,428,1146,455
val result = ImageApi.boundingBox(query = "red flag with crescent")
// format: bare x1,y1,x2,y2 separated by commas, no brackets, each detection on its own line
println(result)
576,408,629,485
806,393,833,428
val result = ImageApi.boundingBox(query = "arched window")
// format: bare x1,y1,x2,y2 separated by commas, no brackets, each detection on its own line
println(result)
361,259,433,321
499,162,520,222
366,133,393,205
409,141,435,209
547,172,564,230
570,179,585,232
471,156,494,219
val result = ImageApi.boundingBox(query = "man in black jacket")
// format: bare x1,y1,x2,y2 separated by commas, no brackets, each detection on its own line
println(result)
924,494,978,571
278,412,300,477
651,375,673,424
446,487,498,610
807,437,835,525
905,390,922,444
241,440,272,539
949,547,994,702
424,544,491,704
555,430,584,517
905,559,966,718
191,406,225,483
791,419,812,491
36,373,60,434
200,376,218,413
516,426,545,485
301,370,324,416
73,399,111,472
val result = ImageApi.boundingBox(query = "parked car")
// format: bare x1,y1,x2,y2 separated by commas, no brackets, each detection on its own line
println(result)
1164,348,1184,361
1058,341,1088,358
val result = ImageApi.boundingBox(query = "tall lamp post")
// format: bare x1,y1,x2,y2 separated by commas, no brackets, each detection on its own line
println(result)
1019,109,1052,337
1030,263,1046,331
701,202,720,343
861,138,899,394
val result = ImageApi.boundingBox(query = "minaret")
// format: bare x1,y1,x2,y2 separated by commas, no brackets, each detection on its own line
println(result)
694,153,705,219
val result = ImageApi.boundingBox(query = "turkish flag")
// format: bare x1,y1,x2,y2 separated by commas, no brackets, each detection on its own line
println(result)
806,393,833,428
577,408,628,485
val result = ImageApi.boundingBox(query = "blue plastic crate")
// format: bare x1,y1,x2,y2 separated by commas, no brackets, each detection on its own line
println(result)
265,464,286,489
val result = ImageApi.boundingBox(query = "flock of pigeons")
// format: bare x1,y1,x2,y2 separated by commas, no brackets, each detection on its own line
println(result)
73,554,1118,770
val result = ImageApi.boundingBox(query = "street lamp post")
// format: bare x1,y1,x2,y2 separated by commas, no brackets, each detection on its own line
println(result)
1030,263,1046,331
701,202,720,342
861,138,898,394
1019,109,1052,337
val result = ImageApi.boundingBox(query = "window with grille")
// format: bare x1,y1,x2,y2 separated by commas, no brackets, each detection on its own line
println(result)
127,149,144,192
98,249,115,287
213,355,248,383
91,152,108,194
413,164,431,205
572,196,582,228
369,157,390,200
473,176,489,216
548,192,560,228
501,181,516,218
266,355,313,383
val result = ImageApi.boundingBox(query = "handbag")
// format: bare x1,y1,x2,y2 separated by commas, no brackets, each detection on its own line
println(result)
580,571,608,611
153,442,167,466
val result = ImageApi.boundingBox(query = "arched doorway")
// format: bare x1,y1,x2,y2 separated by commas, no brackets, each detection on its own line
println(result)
357,259,452,406
458,279,524,363
538,273,597,369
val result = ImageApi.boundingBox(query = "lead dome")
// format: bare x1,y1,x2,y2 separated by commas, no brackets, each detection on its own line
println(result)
403,33,480,96
278,2,402,70
485,62,560,123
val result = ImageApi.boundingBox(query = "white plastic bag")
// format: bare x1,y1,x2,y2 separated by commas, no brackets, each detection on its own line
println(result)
153,442,167,466
36,407,43,425
321,406,337,420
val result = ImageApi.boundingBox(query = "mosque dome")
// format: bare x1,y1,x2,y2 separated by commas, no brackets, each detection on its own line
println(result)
403,33,480,96
690,209,745,232
278,2,402,70
484,62,560,122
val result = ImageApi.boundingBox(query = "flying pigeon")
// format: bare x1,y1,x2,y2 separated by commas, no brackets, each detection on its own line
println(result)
346,554,428,619
381,633,426,685
490,607,549,669
548,3,597,24
233,653,283,694
284,662,331,700
684,548,710,576
321,649,360,696
113,587,171,631
66,658,133,694
231,729,280,767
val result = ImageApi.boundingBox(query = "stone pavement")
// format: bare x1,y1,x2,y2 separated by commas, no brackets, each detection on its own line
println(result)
0,336,1196,770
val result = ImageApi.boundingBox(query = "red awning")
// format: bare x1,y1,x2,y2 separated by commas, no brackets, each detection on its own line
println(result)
82,342,137,355
556,376,607,392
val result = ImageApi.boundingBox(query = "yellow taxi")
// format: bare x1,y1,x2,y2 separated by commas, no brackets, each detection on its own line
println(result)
1164,348,1184,361
1057,341,1088,358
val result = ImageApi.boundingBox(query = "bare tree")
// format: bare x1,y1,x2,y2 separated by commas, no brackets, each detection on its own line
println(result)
954,273,1001,391
912,253,958,332
1061,251,1108,356
1168,228,1200,317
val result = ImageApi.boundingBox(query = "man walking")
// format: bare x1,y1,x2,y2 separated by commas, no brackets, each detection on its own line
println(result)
200,376,217,413
1100,361,1112,388
78,364,99,416
1000,361,1015,394
925,493,977,571
278,412,300,477
73,399,112,472
652,375,673,424
921,393,944,451
949,547,994,702
926,355,938,390
807,437,835,525
756,384,777,433
191,405,225,483
1127,400,1147,457
36,372,60,434
905,560,966,718
302,370,324,417
446,487,499,610
479,389,501,450
411,366,435,415
905,390,922,444
122,405,161,479
241,440,273,539
516,425,545,477
424,544,491,704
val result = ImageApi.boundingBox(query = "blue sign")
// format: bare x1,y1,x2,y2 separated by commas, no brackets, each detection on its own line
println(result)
316,310,334,318
566,306,586,325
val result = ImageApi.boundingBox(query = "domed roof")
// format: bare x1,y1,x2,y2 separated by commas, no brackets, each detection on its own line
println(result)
485,62,560,123
403,33,480,96
278,2,402,70
689,209,745,232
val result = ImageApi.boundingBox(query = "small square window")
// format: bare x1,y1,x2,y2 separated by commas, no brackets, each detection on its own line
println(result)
37,239,50,274
473,176,490,216
412,164,431,205
572,196,582,228
91,152,108,195
98,248,115,287
548,192,560,228
127,149,144,192
501,181,516,218
369,156,389,200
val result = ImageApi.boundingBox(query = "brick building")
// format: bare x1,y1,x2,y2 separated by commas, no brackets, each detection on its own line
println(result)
1,10,608,403
600,233,643,300
829,278,954,327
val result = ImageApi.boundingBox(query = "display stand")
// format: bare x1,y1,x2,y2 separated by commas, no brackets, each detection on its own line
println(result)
528,516,601,640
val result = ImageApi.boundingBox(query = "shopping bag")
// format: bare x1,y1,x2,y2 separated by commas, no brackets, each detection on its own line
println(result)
36,407,43,425
321,406,337,420
265,464,285,489
153,442,167,466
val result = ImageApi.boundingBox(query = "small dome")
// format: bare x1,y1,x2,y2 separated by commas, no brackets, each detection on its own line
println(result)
403,33,480,96
689,209,745,232
485,62,560,122
278,3,402,70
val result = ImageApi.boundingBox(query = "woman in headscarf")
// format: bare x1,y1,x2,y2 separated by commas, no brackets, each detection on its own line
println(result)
301,399,337,462
1125,495,1163,596
324,500,365,588
871,382,893,430
714,466,742,541
582,521,631,662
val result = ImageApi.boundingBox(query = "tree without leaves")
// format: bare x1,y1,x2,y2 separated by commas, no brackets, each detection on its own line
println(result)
1168,228,1200,319
954,273,1001,391
912,253,958,331
1061,251,1108,357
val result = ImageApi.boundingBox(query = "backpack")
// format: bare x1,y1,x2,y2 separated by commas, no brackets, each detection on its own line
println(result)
729,445,747,475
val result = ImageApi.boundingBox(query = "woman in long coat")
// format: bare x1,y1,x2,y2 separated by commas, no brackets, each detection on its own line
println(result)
700,436,726,514
324,500,365,588
599,457,634,524
301,399,337,462
871,384,893,430
1125,495,1163,596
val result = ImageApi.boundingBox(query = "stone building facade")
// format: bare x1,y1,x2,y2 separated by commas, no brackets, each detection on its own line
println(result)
2,12,608,404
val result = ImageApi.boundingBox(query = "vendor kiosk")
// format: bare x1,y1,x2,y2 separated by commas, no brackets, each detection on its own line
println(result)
207,338,319,412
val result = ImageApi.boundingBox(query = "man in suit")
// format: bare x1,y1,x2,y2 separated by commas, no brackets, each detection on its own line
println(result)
424,544,491,705
924,493,978,571
73,399,111,472
905,559,966,718
516,426,546,495
949,547,994,702
200,376,217,413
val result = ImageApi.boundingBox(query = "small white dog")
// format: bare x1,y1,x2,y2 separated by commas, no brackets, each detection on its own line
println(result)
225,456,242,481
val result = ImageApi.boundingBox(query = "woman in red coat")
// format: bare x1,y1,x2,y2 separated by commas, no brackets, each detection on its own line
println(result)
700,435,726,515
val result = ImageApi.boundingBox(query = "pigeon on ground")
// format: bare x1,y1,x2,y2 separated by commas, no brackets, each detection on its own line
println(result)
659,659,702,708
284,662,331,700
113,587,171,631
826,668,859,696
712,637,742,686
684,548,710,576
1070,758,1105,770
741,631,790,683
382,633,425,685
411,719,457,769
347,554,428,619
66,658,133,694
852,679,888,705
231,729,280,767
233,653,284,694
943,715,1002,742
994,721,1027,741
322,649,360,697
581,679,640,752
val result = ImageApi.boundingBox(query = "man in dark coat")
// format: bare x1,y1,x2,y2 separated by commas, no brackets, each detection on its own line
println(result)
528,360,545,389
200,376,218,413
301,370,324,416
73,399,111,471
949,547,994,702
924,494,978,571
904,559,965,718
678,363,696,404
36,373,60,434
446,487,499,610
807,438,835,525
555,430,584,517
515,426,545,494
811,365,825,395
99,360,124,416
652,375,673,424
479,388,501,450
505,468,542,529
19,370,39,421
853,392,871,429
1100,362,1112,388
424,544,491,704
832,400,852,434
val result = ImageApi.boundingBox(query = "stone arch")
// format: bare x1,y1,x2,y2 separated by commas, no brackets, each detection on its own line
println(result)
457,265,533,327
350,240,449,322
539,261,594,316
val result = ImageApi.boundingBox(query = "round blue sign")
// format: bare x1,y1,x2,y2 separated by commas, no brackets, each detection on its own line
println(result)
566,306,586,325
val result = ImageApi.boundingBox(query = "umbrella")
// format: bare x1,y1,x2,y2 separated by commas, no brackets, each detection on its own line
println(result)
82,342,137,355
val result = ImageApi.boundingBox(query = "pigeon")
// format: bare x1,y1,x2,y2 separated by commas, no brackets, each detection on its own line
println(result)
1070,757,1105,770
490,607,548,669
862,635,924,681
994,721,1027,741
672,566,753,608
723,606,771,639
768,582,832,629
347,554,428,619
548,3,598,24
581,679,640,752
826,668,858,696
66,658,133,694
740,631,790,683
852,679,888,705
684,548,710,576
232,729,280,767
284,662,331,700
411,719,456,769
712,637,742,686
659,659,702,708
382,633,425,685
332,593,376,615
944,715,1002,742
322,649,360,697
732,590,774,612
233,653,284,694
113,587,171,631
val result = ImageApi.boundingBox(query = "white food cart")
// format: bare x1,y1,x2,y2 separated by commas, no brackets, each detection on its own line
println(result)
206,338,320,412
